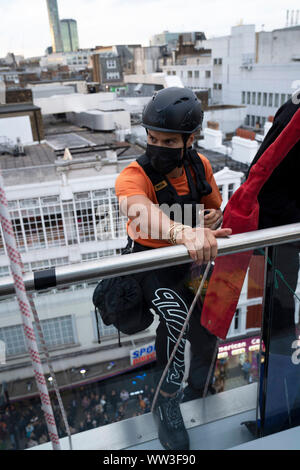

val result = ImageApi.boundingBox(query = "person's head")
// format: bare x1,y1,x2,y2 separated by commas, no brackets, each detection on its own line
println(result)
146,129,195,153
142,87,203,174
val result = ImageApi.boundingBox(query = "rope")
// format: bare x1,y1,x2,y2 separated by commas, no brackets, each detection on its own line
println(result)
258,248,300,302
0,171,61,450
28,294,73,450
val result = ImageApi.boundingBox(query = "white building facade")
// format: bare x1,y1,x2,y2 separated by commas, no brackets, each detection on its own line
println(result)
0,163,257,384
162,24,300,128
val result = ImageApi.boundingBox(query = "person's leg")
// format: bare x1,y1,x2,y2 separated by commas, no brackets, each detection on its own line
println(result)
141,264,191,394
183,291,218,401
135,263,191,450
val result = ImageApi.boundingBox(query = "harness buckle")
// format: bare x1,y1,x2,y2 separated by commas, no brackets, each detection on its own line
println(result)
154,180,168,191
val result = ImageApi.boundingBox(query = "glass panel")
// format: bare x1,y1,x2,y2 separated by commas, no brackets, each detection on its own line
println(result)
260,242,300,437
2,237,300,450
0,243,267,450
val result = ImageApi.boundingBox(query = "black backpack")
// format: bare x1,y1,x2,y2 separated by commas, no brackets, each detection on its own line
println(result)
92,241,154,346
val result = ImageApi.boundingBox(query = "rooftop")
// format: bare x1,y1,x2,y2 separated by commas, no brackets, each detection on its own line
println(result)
0,120,144,185
0,103,41,114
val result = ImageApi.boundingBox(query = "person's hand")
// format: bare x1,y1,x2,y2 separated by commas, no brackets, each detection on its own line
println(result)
176,226,232,264
200,208,223,229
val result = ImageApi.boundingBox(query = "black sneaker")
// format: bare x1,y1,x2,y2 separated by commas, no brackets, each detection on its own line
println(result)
153,391,190,450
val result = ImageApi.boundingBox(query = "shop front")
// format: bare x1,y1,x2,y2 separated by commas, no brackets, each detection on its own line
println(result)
214,336,261,391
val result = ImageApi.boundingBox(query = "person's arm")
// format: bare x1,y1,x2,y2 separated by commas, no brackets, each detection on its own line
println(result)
201,208,223,229
197,155,223,229
120,194,232,263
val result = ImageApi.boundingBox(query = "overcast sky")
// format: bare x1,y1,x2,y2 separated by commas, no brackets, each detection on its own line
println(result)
1,0,300,58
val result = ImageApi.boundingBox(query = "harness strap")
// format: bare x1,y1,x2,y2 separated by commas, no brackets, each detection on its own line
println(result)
137,150,212,205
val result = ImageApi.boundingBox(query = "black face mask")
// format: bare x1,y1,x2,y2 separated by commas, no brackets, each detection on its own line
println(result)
146,144,183,175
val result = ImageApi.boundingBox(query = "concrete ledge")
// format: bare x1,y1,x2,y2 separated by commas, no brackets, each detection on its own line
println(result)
30,383,257,450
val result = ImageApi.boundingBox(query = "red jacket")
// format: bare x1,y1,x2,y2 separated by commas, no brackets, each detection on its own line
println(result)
201,106,300,339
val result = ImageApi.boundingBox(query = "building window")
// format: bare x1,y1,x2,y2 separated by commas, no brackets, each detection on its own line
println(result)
280,94,286,106
228,183,235,200
252,92,256,105
81,250,115,261
9,197,65,252
247,92,250,105
93,309,118,339
0,315,76,357
245,115,250,126
188,71,193,78
213,58,222,65
218,83,222,90
172,71,176,75
0,266,9,277
29,257,69,272
242,91,246,104
251,115,255,127
106,72,120,80
6,189,127,252
205,70,211,78
263,93,267,106
234,309,240,330
257,92,261,106
274,93,279,107
38,316,76,348
107,59,116,69
213,83,218,90
194,70,199,79
0,324,27,356
268,93,273,107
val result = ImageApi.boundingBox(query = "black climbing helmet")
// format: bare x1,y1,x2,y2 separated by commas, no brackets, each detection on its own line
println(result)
142,87,204,134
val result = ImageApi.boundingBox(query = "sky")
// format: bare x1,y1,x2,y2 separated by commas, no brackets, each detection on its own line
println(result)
1,0,300,58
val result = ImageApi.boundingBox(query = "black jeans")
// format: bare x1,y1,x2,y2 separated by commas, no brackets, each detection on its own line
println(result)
132,241,217,395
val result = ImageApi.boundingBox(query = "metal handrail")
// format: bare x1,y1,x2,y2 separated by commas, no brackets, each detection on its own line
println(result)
0,223,300,296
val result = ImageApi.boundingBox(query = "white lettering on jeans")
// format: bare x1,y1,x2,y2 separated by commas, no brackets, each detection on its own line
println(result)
152,288,188,386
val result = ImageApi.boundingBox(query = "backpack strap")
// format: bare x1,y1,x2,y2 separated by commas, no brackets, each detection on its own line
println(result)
136,154,181,205
94,307,101,344
186,149,212,197
137,151,212,204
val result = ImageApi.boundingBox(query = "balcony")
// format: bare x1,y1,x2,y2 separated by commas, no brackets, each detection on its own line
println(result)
0,223,300,451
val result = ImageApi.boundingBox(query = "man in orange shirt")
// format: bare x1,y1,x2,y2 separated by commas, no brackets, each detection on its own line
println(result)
115,87,231,450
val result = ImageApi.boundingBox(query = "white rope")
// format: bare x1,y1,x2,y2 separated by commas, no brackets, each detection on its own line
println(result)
0,172,61,450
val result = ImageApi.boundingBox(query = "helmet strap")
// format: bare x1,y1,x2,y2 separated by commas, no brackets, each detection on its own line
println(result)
181,134,190,164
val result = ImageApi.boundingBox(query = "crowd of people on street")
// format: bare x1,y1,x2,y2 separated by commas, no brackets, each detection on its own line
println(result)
0,352,258,450
0,381,157,449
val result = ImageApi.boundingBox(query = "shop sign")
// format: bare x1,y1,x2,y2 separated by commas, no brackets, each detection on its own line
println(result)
130,342,156,366
217,337,260,359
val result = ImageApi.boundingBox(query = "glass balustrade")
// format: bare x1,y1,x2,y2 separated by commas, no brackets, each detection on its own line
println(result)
0,226,299,450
